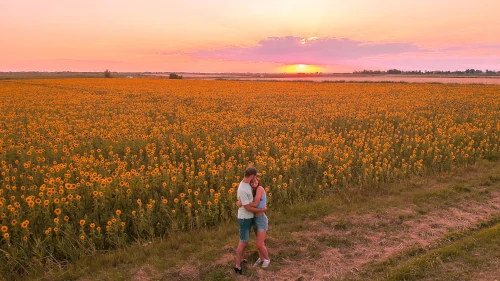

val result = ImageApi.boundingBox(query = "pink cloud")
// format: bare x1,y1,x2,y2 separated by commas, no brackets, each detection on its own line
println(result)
177,36,500,71
188,36,424,65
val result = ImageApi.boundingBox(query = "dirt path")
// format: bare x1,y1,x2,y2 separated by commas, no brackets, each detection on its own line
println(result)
234,188,500,280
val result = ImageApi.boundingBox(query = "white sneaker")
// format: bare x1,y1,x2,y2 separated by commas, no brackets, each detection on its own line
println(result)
254,257,263,266
262,259,270,268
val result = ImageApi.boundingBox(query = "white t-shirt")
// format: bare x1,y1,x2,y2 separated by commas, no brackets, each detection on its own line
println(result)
237,181,254,219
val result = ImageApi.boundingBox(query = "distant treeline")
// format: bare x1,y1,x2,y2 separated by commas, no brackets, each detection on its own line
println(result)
354,69,500,75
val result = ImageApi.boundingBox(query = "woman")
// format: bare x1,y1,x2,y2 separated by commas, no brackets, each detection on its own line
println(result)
237,178,270,268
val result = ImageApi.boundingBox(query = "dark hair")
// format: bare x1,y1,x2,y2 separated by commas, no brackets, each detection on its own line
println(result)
244,166,257,177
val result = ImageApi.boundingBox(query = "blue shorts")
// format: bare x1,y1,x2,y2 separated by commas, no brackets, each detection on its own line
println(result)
238,218,254,242
253,214,268,232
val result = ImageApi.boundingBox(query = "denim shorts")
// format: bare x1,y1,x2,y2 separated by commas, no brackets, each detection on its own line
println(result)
253,214,268,232
238,218,254,242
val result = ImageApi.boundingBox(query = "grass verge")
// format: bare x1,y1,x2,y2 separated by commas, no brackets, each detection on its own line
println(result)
351,218,500,281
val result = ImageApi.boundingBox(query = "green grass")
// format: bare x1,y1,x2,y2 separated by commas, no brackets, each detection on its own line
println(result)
20,159,500,281
384,221,500,281
344,215,500,281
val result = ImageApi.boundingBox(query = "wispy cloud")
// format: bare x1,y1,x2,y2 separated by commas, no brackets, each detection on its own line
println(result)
438,43,500,52
52,59,126,64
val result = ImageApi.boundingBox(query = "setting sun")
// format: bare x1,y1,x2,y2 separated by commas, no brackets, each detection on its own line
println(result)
278,64,323,73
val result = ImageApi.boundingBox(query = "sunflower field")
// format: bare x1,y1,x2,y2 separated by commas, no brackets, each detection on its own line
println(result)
1,78,499,275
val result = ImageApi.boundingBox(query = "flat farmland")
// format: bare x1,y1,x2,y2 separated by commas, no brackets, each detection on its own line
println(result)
1,79,499,279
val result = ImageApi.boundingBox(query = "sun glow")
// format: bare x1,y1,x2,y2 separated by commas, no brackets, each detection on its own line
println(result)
300,37,320,45
278,64,323,73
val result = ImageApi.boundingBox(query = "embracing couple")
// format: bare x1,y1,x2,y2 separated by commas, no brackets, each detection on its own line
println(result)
234,166,270,274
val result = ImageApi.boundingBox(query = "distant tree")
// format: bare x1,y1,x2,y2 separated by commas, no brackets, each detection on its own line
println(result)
359,70,384,74
387,69,403,74
104,69,112,78
169,73,183,79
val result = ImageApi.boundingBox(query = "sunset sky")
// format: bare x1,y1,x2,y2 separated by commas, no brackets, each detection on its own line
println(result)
1,0,499,73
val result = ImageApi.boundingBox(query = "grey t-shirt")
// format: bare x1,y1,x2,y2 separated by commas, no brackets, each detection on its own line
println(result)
237,181,254,219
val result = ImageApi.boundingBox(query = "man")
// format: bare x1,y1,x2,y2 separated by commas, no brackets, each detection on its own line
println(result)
234,166,265,274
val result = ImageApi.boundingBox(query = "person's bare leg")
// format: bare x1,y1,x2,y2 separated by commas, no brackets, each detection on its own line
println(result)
235,241,248,268
253,227,264,259
237,228,254,264
256,231,269,260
